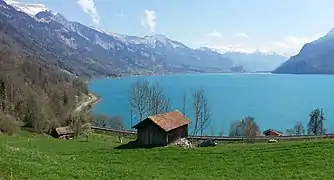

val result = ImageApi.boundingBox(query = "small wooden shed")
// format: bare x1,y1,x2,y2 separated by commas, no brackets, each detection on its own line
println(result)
51,126,74,139
132,111,191,147
263,129,283,136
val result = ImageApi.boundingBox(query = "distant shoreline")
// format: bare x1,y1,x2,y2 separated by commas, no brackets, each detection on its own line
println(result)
103,72,334,80
88,71,274,82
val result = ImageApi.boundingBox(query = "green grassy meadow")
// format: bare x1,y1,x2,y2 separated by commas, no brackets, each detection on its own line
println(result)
0,132,334,180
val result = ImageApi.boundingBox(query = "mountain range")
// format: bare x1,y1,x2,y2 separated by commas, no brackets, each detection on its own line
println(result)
0,0,238,78
273,29,334,74
199,47,287,72
3,0,332,77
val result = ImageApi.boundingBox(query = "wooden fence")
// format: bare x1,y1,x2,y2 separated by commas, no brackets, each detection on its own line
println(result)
92,126,136,139
187,134,334,142
91,126,334,142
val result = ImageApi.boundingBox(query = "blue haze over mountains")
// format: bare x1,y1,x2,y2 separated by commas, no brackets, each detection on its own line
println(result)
1,0,334,76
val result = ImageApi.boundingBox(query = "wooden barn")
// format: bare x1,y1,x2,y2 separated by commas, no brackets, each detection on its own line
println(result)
263,129,283,136
132,111,191,147
51,126,74,139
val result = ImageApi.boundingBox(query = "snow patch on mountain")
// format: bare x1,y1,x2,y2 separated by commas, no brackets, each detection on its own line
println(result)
93,28,125,39
91,27,144,47
35,17,51,23
0,3,10,9
4,0,49,17
94,35,114,50
142,34,187,49
144,34,169,43
58,35,77,49
199,46,282,56
91,29,187,49
53,13,71,26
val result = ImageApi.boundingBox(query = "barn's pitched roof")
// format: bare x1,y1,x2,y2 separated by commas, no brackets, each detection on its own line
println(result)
263,129,283,135
132,111,191,132
55,126,74,135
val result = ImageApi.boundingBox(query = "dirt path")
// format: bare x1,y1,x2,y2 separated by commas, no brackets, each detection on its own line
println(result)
74,93,99,112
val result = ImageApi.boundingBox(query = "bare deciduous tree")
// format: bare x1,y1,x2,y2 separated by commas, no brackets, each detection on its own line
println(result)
229,116,260,140
229,120,242,137
92,114,108,128
130,80,150,122
68,112,94,140
182,92,187,116
130,80,170,123
82,123,92,142
0,112,20,135
23,92,50,133
285,128,295,136
92,114,124,130
243,117,260,139
68,112,86,138
294,121,305,135
286,122,305,136
109,116,124,130
192,89,211,137
0,51,90,134
148,83,170,116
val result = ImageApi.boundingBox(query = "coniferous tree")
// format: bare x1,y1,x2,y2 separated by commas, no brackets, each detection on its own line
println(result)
307,108,325,135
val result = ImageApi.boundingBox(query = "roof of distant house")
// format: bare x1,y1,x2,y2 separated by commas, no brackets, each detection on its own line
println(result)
263,129,283,135
132,111,191,132
55,126,74,135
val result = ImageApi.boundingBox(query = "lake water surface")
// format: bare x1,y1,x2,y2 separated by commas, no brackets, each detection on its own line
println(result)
89,73,334,135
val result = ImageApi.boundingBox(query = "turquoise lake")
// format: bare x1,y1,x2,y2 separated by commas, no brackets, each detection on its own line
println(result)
89,73,334,135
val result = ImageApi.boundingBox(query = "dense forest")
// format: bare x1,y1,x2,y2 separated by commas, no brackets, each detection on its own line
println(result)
0,50,89,135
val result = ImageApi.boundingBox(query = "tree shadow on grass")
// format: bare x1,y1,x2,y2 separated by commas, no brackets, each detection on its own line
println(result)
21,126,39,133
114,140,158,150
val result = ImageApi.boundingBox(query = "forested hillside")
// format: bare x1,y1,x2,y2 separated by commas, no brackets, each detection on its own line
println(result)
0,50,89,135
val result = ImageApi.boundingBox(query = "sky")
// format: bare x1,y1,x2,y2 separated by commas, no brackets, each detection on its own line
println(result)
15,0,334,56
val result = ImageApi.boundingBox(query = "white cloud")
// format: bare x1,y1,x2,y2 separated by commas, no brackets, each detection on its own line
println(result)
271,41,288,48
207,31,222,37
236,32,249,39
271,35,322,56
77,0,100,25
141,10,156,33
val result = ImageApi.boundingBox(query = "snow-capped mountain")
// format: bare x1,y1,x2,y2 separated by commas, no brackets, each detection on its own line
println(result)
4,0,49,17
92,27,129,41
0,0,242,78
199,46,255,54
199,46,287,72
221,52,287,72
92,28,187,49
199,46,279,56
